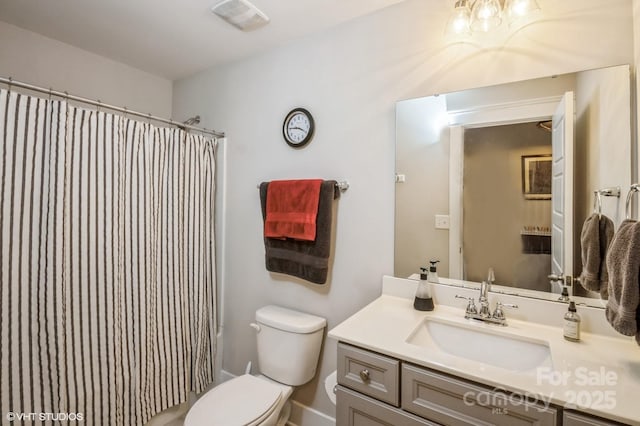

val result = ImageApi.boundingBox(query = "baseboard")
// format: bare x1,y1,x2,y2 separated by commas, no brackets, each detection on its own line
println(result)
287,400,335,426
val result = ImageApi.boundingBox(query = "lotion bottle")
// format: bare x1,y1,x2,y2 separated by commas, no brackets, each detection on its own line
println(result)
414,267,434,311
563,301,581,342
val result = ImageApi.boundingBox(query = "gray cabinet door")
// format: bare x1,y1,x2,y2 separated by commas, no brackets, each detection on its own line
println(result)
337,386,438,426
401,363,559,426
563,411,627,426
337,343,400,406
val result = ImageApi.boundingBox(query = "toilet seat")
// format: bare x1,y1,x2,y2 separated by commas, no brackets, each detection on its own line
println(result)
185,374,283,426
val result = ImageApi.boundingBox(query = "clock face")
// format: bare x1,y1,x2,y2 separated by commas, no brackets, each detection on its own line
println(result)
283,108,314,148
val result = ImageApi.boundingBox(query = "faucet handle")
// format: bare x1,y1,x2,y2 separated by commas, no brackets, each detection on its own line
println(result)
455,295,477,315
492,302,519,320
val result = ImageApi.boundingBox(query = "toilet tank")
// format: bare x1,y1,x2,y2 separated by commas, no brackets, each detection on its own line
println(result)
255,305,326,386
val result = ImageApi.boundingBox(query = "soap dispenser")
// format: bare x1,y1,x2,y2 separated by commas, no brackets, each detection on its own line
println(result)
563,301,581,342
427,260,440,283
414,267,435,311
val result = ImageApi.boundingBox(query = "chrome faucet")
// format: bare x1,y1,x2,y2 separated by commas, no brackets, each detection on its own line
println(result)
478,280,491,318
455,279,518,326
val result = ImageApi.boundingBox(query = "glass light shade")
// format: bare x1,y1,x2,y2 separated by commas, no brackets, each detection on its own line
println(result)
470,0,502,32
445,0,471,36
504,0,540,21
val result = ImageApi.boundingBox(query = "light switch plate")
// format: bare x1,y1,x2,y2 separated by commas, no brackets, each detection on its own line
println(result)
435,214,450,229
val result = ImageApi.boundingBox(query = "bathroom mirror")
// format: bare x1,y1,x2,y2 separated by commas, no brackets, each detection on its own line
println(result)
395,64,632,307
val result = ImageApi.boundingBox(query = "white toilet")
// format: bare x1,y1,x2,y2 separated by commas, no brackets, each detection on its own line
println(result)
185,305,326,426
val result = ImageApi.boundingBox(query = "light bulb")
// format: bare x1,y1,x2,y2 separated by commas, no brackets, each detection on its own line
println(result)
445,0,471,36
505,0,540,22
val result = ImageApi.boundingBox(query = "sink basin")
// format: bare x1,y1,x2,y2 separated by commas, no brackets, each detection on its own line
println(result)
406,318,552,372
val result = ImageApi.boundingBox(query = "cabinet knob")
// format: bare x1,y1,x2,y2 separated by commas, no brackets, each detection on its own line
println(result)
359,369,370,382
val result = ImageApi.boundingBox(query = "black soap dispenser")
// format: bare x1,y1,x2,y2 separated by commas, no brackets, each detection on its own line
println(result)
427,259,440,283
414,266,435,311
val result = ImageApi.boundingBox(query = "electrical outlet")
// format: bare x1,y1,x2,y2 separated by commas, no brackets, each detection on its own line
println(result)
435,214,450,229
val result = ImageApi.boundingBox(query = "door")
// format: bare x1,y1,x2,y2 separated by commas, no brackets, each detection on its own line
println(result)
551,92,574,283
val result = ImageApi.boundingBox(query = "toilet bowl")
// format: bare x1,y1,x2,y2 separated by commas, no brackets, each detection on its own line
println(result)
184,305,326,426
324,370,337,406
185,374,293,426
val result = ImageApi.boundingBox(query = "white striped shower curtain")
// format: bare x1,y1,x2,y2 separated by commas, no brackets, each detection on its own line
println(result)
0,89,217,425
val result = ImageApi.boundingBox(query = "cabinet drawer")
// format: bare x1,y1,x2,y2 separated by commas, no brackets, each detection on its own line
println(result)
337,343,400,406
337,386,437,426
402,363,559,426
564,411,626,426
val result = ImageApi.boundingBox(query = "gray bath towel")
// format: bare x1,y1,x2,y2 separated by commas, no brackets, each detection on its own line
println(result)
260,180,339,284
579,213,614,298
605,219,640,337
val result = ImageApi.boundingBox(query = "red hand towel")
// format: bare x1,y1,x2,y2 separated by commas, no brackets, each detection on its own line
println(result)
265,179,323,241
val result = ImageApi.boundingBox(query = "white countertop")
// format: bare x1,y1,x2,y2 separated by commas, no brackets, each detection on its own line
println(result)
328,277,640,425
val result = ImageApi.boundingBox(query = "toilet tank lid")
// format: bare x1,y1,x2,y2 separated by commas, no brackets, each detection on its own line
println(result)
256,305,326,333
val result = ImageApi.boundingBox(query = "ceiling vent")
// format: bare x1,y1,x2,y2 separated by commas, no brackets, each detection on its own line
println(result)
211,0,270,32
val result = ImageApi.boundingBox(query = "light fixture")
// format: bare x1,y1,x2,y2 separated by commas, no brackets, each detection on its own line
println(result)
445,0,541,36
471,0,502,32
445,0,472,36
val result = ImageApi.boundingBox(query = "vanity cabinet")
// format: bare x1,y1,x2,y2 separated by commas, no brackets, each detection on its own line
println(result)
402,363,558,425
337,342,400,406
563,411,626,426
337,342,562,426
337,386,437,426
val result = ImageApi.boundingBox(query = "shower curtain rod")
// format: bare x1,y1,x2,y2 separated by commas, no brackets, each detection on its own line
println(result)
0,76,225,138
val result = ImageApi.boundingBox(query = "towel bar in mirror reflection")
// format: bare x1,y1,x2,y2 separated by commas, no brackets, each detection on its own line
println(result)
395,64,633,308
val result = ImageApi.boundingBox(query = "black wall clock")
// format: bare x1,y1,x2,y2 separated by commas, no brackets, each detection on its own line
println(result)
283,108,315,148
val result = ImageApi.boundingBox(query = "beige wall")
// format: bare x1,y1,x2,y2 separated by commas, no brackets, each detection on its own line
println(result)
463,123,552,291
0,21,172,117
172,0,635,418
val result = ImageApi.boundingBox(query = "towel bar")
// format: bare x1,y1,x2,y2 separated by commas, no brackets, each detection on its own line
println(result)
593,186,621,217
624,183,640,219
257,180,349,192
596,187,621,197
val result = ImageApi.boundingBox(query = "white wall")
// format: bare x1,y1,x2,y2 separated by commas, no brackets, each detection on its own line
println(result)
0,21,172,117
172,0,634,418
